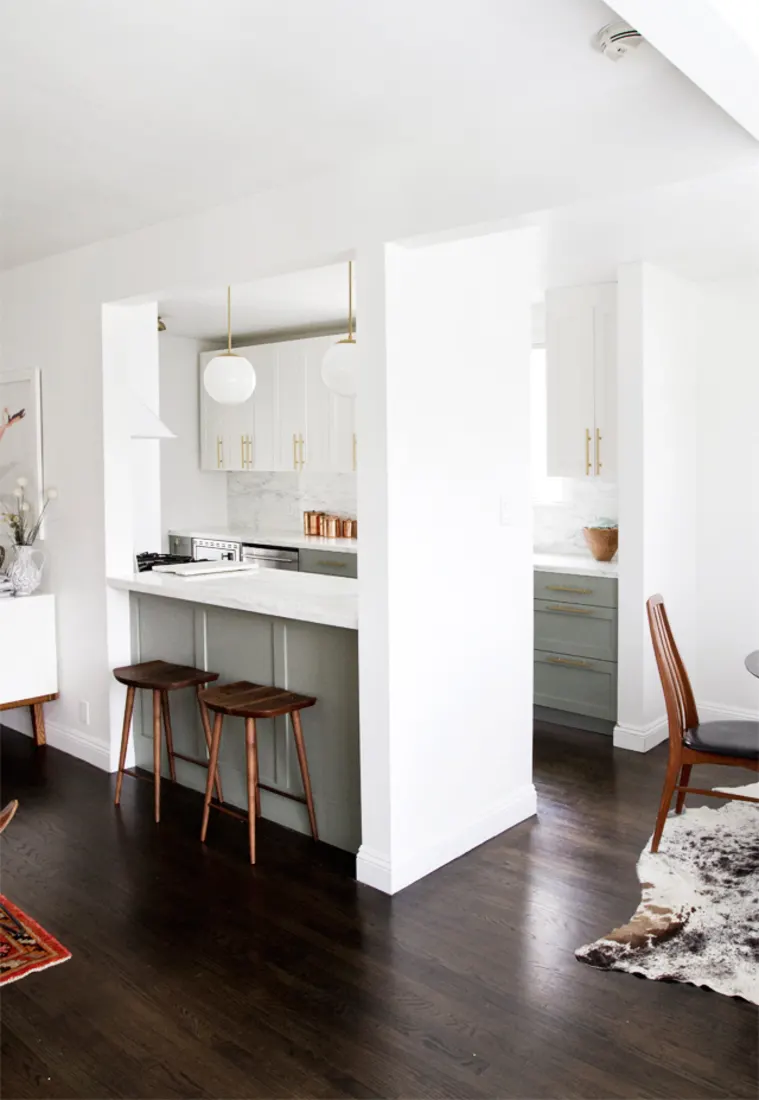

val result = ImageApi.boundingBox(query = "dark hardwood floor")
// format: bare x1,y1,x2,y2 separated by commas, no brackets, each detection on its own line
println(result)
1,722,756,1099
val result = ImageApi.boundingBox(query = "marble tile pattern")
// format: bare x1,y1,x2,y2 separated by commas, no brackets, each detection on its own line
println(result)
228,472,357,533
533,479,618,554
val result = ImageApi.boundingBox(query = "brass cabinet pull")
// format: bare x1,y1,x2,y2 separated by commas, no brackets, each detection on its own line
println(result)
299,433,306,471
585,428,592,476
546,656,591,669
317,560,345,568
596,428,602,475
352,432,357,472
216,436,224,469
545,605,594,615
292,433,298,470
240,435,246,468
247,435,253,468
546,585,593,595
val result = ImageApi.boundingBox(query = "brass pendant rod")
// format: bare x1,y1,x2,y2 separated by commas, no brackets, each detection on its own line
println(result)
348,261,354,342
227,285,232,355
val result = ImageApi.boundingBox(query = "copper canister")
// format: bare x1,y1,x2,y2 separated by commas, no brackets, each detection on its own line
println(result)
303,511,313,535
307,511,322,536
315,512,326,536
342,518,355,539
325,514,341,539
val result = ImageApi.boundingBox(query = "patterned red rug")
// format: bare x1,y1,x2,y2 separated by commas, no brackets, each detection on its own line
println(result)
0,895,71,985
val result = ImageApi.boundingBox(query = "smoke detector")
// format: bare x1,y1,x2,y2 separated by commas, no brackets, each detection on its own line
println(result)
593,21,643,61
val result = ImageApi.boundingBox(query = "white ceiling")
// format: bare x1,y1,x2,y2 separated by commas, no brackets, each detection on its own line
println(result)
159,263,351,342
2,0,757,269
159,162,759,342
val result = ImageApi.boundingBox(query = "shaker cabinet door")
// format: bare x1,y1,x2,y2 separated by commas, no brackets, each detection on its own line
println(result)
274,340,307,472
545,286,596,478
545,282,616,480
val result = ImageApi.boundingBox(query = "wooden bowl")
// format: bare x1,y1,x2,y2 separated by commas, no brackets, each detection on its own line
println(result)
583,527,618,562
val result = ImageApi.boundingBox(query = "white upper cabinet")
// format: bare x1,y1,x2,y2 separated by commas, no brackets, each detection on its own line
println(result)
199,333,356,474
545,283,616,480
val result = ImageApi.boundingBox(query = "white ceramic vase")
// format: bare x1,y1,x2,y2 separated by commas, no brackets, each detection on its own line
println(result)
8,545,45,596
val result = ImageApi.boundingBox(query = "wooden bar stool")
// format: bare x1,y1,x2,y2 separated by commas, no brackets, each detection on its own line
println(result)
199,681,318,864
113,660,222,823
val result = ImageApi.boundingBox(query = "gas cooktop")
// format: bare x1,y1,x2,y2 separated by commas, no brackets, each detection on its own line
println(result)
136,552,195,573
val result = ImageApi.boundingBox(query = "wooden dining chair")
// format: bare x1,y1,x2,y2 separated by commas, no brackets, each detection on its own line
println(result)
647,594,759,852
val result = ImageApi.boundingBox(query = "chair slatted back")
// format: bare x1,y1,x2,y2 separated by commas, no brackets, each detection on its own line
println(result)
646,594,699,745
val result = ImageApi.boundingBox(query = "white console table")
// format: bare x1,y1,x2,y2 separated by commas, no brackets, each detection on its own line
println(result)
0,594,58,745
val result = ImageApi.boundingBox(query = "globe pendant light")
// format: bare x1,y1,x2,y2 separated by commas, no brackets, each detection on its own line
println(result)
322,261,358,397
203,286,256,404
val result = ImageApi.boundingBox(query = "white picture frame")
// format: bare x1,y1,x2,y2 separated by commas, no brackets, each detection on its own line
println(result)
0,368,45,539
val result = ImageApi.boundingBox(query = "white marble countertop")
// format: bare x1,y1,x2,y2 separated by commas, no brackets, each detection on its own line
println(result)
533,552,618,578
169,527,358,554
108,568,358,629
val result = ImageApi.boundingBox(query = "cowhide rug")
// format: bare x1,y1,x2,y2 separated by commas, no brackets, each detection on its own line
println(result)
576,791,759,1004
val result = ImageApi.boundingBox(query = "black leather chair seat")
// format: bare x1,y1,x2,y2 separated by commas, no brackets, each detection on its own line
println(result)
684,721,759,760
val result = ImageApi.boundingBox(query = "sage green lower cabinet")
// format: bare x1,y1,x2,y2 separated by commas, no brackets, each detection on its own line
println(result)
534,650,617,721
533,570,618,728
129,593,361,853
299,549,358,578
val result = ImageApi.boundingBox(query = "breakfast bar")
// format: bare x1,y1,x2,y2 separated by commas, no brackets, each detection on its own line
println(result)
107,569,360,853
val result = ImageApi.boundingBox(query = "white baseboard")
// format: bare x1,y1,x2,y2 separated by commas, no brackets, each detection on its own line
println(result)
613,717,668,753
698,701,759,724
357,783,537,895
614,699,759,753
10,719,111,771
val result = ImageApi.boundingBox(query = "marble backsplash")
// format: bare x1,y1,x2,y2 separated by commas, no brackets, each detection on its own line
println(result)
227,470,615,551
228,471,357,532
533,479,618,554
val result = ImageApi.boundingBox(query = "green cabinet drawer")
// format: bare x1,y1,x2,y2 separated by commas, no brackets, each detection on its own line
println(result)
535,599,617,662
299,549,358,579
534,650,617,721
534,571,617,608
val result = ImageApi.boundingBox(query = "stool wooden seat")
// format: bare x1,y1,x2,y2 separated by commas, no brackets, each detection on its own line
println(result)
113,660,222,823
199,681,318,864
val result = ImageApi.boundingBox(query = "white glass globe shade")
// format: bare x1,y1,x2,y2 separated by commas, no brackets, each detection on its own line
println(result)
321,339,358,397
204,353,256,405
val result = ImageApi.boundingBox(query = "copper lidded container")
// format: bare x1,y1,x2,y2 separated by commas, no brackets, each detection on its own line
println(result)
304,511,323,536
324,514,341,539
341,518,356,539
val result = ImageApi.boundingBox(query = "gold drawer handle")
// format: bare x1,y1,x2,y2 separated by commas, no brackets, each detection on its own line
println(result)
546,605,594,615
547,656,591,669
545,585,593,595
317,560,345,568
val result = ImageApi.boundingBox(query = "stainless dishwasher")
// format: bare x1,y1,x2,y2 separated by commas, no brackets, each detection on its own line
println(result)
241,545,299,571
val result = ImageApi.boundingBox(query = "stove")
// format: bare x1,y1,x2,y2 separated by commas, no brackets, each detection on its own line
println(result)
136,552,196,573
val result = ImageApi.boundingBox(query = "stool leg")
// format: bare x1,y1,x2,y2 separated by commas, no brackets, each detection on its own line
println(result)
114,686,136,806
161,692,177,782
196,687,224,804
152,689,162,823
291,710,318,842
201,712,223,843
29,702,46,747
245,718,258,864
253,735,261,818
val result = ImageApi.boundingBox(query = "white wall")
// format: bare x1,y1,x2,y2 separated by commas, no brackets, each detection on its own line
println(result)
159,333,227,545
357,229,538,893
616,263,700,750
695,277,759,720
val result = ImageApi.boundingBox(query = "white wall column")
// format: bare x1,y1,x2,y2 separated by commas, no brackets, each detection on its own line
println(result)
615,262,700,751
357,228,539,894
